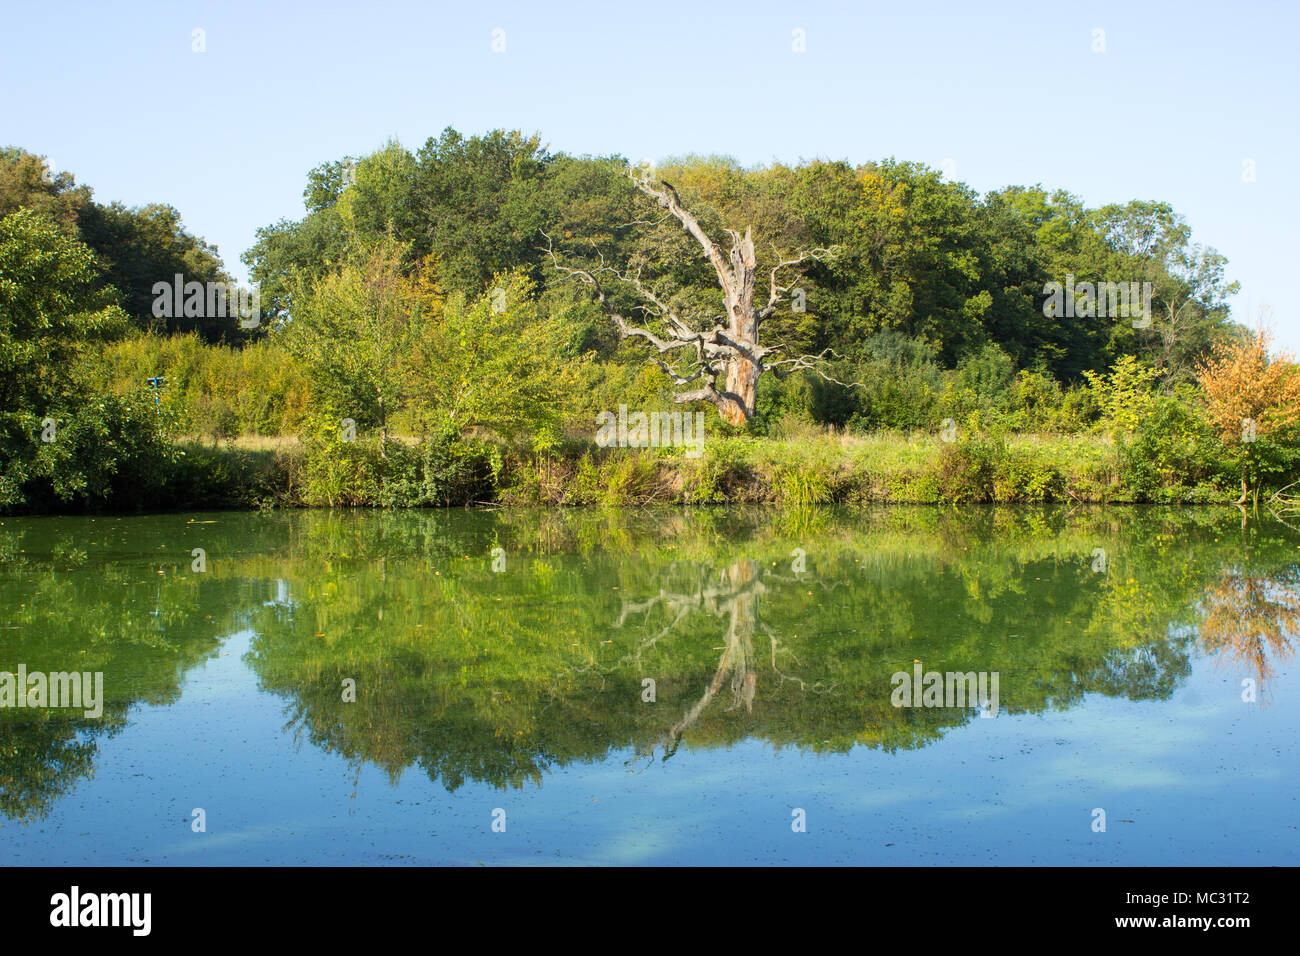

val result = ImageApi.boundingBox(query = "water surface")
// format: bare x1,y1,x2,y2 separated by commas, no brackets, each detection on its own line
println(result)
1,506,1297,865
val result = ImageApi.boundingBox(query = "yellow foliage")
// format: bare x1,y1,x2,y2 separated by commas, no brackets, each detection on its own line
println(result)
1195,329,1300,446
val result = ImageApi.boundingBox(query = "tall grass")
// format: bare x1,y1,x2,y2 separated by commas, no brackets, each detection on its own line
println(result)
92,333,311,439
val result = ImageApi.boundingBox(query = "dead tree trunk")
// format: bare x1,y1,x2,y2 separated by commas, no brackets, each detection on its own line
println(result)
544,167,848,425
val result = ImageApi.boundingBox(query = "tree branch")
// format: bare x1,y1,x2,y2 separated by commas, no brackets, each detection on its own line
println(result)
762,246,836,315
630,169,735,295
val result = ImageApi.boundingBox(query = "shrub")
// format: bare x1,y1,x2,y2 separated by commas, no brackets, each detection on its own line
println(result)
7,394,177,512
771,463,833,505
955,343,1016,405
95,333,311,437
378,436,496,507
1118,391,1224,499
934,435,1006,502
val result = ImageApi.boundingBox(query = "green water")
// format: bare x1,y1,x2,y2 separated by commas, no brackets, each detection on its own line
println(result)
1,506,1297,864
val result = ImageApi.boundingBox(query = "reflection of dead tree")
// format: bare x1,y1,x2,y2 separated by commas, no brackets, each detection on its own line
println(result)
614,562,760,670
348,758,363,814
662,563,760,750
616,559,832,769
767,632,808,690
1199,566,1300,705
1267,481,1300,532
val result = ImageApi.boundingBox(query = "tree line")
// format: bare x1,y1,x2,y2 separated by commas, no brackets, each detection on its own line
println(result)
242,129,1240,387
2,131,1297,513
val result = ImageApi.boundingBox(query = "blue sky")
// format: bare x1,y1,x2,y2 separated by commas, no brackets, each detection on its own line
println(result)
3,0,1297,348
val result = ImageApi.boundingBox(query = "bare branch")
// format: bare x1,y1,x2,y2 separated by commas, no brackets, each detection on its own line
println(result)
630,170,735,294
768,348,862,387
761,245,837,318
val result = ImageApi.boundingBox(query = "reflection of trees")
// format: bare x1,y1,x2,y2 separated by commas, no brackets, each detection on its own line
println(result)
1081,639,1193,702
6,507,1300,816
245,507,1256,793
617,559,833,764
1198,566,1300,704
0,520,267,820
0,715,105,822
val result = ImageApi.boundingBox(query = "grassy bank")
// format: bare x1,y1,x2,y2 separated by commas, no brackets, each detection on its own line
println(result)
153,428,1237,511
36,330,1284,516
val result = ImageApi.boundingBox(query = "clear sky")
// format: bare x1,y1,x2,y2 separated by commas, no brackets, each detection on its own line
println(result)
3,0,1296,348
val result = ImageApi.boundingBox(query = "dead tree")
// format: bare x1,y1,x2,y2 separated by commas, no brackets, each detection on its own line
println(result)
544,167,850,426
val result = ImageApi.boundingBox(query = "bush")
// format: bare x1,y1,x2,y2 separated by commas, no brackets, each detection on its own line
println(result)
955,343,1016,405
930,434,1062,502
159,441,287,510
849,358,941,430
934,435,1006,501
1118,391,1224,499
4,394,177,512
94,333,311,438
378,436,497,507
682,441,755,504
773,463,833,505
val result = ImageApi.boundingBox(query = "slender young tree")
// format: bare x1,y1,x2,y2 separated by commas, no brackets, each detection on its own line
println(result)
282,237,428,457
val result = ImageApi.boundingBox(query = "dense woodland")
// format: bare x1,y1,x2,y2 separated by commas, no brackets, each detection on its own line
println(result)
2,131,1298,513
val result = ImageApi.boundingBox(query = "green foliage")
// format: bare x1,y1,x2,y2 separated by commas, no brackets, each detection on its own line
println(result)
295,411,497,508
0,147,93,233
407,270,578,442
410,128,557,294
296,412,380,507
283,236,432,446
93,332,311,438
78,201,230,336
17,394,178,511
933,435,1064,503
955,343,1016,402
246,130,1243,389
1,148,230,337
773,464,833,505
1083,355,1160,437
849,360,942,431
336,140,422,249
0,209,125,406
0,131,1287,514
1117,390,1225,499
1002,369,1088,432
159,440,286,510
831,160,990,364
377,437,497,508
0,209,160,511
596,454,664,505
681,442,755,504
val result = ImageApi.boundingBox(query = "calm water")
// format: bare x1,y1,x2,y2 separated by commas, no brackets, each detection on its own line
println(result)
1,506,1297,865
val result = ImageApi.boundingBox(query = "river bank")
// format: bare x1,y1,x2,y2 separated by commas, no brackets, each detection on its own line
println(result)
4,428,1251,516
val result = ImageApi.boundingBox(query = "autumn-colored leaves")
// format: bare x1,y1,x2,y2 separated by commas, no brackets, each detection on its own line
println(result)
1195,329,1300,447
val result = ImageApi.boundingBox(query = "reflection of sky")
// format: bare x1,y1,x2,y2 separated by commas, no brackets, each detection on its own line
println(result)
1,626,1295,866
263,579,290,608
